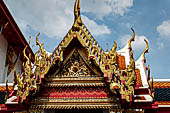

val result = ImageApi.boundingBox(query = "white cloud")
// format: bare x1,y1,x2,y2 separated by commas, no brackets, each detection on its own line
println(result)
119,34,149,51
5,0,74,38
108,0,133,16
157,42,164,49
82,15,111,36
157,20,170,40
5,0,113,38
82,0,133,18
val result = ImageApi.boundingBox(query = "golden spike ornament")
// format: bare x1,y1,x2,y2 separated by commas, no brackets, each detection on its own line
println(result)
74,0,78,21
36,32,44,53
0,22,8,33
147,65,150,82
5,80,9,101
128,28,135,49
13,69,17,90
34,32,51,78
142,39,149,60
109,41,117,55
77,0,82,24
73,0,82,29
23,45,29,64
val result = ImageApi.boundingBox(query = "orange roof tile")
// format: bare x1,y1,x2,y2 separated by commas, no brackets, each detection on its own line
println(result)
158,101,170,105
154,82,170,88
0,86,13,92
117,55,126,70
135,69,143,87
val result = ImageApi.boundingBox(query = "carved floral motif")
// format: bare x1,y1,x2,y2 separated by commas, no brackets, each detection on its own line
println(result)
58,49,95,77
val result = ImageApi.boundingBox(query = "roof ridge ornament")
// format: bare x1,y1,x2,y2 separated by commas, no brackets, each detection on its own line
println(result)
109,41,117,55
74,0,78,21
73,0,82,30
142,39,149,61
128,28,135,49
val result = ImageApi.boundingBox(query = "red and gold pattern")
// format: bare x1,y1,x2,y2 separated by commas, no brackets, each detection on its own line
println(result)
37,87,111,98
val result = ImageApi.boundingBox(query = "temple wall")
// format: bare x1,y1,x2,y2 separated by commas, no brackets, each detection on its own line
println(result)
7,53,22,83
0,34,8,83
0,34,22,83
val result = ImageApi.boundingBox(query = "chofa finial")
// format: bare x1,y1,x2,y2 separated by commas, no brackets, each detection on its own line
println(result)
142,39,149,60
73,0,82,27
74,0,78,21
128,28,135,49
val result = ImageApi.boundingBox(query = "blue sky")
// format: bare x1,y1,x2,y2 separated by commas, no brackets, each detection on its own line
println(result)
4,0,170,78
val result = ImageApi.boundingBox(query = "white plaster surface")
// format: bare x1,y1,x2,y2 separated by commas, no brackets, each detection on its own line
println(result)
0,34,22,83
0,34,8,83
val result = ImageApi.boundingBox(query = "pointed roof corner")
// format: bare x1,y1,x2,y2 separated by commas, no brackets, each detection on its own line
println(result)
142,39,149,60
74,0,78,21
73,0,82,29
50,0,105,68
128,28,135,49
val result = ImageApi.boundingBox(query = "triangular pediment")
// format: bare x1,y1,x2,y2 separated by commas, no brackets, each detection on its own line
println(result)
51,38,103,77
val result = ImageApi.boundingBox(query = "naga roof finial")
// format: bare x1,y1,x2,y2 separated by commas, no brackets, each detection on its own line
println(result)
109,41,117,55
112,41,117,51
78,0,80,15
128,28,135,49
73,0,82,28
142,39,149,60
77,0,82,25
74,0,78,21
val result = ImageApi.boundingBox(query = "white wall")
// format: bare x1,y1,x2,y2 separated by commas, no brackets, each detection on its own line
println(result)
0,34,22,83
8,53,22,83
0,34,8,83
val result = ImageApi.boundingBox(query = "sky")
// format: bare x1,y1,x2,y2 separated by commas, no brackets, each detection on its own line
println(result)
4,0,170,78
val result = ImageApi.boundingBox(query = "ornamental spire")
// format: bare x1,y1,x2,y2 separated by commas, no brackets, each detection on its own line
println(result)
142,39,149,60
77,0,82,25
78,0,80,16
128,28,135,49
73,0,82,28
74,0,78,21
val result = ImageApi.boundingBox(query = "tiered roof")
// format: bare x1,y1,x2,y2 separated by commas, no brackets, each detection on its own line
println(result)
0,0,170,112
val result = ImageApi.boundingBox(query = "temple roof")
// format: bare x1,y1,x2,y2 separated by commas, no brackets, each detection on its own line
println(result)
1,0,170,112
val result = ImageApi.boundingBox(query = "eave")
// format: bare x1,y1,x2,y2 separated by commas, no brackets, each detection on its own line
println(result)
0,0,34,62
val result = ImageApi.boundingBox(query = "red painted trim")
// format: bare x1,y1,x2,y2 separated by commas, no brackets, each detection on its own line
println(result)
0,104,25,112
130,101,158,109
0,0,34,62
134,88,150,95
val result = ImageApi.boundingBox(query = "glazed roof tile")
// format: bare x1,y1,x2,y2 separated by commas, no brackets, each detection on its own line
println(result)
154,82,170,88
0,86,13,92
154,88,170,101
158,101,170,105
135,69,143,87
116,55,126,70
0,92,6,104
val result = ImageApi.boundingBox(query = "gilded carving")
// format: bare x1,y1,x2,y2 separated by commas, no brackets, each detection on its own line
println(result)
57,49,95,77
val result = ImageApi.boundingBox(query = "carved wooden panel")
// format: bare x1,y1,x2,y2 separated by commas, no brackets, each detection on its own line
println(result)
57,49,95,77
